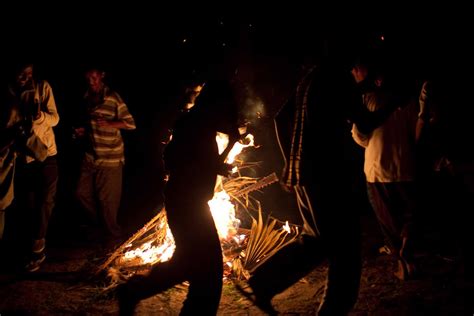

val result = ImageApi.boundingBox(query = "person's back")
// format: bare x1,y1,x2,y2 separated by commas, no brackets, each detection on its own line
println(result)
163,79,239,199
163,107,220,200
274,60,365,315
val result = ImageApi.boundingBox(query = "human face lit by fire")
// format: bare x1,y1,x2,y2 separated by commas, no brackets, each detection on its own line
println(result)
351,65,368,84
16,65,33,87
184,84,204,110
85,70,105,93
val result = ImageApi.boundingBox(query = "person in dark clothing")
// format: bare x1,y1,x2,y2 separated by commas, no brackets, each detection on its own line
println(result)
272,57,401,315
416,76,474,284
118,79,241,316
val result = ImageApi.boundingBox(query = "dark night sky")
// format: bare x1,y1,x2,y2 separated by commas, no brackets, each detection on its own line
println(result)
1,5,472,228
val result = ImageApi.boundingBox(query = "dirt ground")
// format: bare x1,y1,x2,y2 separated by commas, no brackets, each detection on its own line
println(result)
0,213,472,316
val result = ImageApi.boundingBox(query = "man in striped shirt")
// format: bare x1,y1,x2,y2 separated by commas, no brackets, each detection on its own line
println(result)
75,67,136,247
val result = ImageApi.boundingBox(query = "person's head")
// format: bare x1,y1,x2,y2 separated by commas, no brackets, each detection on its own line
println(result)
351,62,369,84
351,50,384,85
85,68,105,93
183,82,205,110
15,63,34,88
193,79,240,124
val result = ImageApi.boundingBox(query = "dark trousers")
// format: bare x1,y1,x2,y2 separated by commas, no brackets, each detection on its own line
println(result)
75,159,123,238
15,156,58,241
304,181,362,316
126,184,223,315
366,181,416,257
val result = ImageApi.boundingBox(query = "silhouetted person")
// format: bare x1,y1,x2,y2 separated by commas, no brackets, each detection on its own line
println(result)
270,55,403,315
277,60,363,316
118,79,241,315
417,76,474,284
74,67,136,249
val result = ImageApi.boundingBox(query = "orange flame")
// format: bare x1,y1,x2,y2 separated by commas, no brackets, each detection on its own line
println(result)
121,133,254,266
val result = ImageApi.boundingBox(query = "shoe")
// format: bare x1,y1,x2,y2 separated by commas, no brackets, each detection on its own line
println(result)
378,245,392,255
32,238,46,254
394,257,418,281
25,252,46,273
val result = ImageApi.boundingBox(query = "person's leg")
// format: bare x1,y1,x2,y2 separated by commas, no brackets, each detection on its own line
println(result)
96,166,123,240
396,182,417,263
118,258,187,316
25,157,58,272
34,156,58,242
370,182,418,280
118,195,193,315
366,182,401,253
182,270,223,316
75,159,97,225
166,193,223,315
318,204,361,316
181,212,223,315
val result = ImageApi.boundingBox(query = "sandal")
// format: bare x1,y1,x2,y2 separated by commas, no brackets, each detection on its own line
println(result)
394,257,418,281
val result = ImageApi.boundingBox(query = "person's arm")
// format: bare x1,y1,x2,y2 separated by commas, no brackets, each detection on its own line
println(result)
1,105,24,152
416,81,430,143
353,88,412,135
351,123,369,148
354,106,390,134
96,119,133,129
96,92,136,129
33,81,60,127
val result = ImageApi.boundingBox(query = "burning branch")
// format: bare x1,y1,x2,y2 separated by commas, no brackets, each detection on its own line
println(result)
98,173,279,277
233,173,278,197
234,204,300,280
97,211,166,274
97,132,304,288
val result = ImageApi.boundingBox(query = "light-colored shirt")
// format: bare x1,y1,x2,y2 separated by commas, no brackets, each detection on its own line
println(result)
9,80,60,163
352,90,418,183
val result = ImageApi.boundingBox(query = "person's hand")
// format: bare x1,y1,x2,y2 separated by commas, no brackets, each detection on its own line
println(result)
32,101,41,120
280,181,293,193
96,118,110,127
73,127,86,138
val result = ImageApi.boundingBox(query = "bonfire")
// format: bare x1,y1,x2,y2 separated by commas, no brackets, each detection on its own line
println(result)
99,133,302,289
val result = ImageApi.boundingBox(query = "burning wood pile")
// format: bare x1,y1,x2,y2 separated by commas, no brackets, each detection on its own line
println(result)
98,133,303,288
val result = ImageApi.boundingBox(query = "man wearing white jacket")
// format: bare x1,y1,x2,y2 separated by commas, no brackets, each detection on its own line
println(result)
7,63,60,272
351,60,419,280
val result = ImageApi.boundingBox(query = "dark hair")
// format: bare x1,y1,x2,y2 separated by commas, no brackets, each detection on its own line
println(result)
194,80,235,107
8,62,35,78
353,49,387,80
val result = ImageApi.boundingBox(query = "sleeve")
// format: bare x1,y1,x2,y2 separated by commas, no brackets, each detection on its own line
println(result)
418,81,431,121
34,81,60,127
351,123,370,148
115,93,136,130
